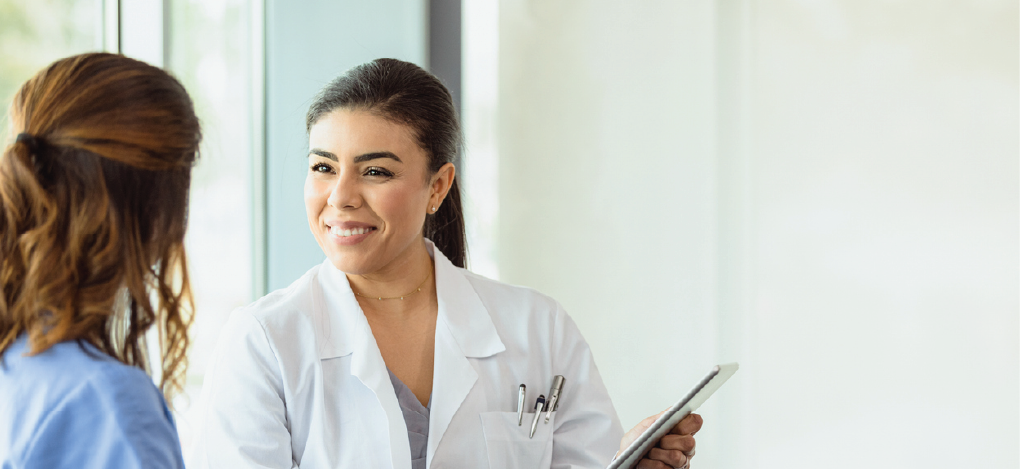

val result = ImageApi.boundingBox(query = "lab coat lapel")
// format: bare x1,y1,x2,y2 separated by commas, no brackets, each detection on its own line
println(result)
427,319,476,467
317,260,411,469
426,243,505,468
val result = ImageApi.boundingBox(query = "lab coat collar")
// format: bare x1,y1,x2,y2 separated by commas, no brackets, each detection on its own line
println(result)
429,239,506,358
314,258,358,360
426,239,505,467
313,239,505,360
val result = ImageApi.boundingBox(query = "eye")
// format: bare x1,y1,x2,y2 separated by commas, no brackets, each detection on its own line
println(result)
310,162,334,174
364,166,393,177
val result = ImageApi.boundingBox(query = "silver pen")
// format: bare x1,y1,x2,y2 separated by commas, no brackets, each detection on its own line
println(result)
528,395,545,438
545,375,565,423
517,384,526,425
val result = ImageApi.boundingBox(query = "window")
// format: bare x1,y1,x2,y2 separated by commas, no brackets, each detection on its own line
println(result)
0,0,105,143
1,0,261,453
163,0,261,449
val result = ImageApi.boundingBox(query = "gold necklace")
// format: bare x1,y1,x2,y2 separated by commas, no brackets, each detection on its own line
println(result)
352,271,432,300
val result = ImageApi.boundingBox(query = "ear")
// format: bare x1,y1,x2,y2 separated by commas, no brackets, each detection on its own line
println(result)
427,162,456,214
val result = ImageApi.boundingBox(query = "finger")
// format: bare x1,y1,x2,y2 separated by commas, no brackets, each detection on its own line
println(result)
671,413,703,435
636,458,674,469
636,453,690,469
658,433,696,453
647,447,686,468
633,413,660,432
620,412,667,454
623,414,659,441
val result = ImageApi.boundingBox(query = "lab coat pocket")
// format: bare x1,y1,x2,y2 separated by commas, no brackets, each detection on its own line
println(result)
479,411,555,469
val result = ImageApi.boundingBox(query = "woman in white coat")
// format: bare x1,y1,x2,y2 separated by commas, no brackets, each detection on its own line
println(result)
190,58,701,469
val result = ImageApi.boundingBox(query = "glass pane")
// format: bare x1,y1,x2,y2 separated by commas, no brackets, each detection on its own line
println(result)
0,0,102,142
165,0,255,449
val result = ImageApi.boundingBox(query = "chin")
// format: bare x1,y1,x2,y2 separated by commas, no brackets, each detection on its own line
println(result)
326,256,360,275
325,252,377,276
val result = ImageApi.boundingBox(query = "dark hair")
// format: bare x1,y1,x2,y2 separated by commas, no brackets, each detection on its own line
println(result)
0,53,201,401
306,58,466,268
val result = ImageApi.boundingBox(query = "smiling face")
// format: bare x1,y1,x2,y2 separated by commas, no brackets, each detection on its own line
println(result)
305,108,452,276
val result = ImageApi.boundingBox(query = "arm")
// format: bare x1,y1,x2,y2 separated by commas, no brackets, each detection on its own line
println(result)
549,303,704,469
549,303,625,469
188,311,298,469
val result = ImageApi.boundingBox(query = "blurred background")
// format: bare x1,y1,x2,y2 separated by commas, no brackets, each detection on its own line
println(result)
0,0,1018,467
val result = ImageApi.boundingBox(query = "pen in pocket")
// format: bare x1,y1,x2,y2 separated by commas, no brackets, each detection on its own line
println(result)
529,395,545,438
517,384,526,425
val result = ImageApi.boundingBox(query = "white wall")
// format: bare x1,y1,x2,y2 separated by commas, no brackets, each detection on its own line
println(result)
472,1,1018,467
743,2,1018,467
495,0,721,441
482,0,727,462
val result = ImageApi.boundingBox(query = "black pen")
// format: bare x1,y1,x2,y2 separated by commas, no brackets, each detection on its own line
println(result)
528,394,545,438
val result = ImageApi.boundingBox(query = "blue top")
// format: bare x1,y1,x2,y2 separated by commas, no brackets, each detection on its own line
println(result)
0,334,185,469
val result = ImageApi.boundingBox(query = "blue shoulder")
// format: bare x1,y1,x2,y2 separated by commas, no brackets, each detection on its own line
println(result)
7,340,185,469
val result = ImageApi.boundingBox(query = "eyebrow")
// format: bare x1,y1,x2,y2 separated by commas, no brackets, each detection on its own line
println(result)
308,149,402,163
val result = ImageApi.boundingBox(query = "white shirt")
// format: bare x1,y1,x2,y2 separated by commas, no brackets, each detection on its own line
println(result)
189,240,623,468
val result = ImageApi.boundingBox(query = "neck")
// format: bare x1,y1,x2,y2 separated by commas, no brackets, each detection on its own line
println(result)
347,242,436,321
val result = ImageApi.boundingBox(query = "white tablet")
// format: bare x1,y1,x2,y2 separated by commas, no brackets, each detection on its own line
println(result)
606,363,739,469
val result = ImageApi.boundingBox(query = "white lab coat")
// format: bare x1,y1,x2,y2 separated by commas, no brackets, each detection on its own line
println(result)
189,240,623,469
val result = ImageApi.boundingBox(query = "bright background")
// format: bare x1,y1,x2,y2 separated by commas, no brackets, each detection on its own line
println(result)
0,1,1018,468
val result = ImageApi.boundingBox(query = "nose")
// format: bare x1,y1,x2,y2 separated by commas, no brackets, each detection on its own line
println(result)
327,175,361,210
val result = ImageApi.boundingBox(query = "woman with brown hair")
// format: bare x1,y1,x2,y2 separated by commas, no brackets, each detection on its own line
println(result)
0,53,200,468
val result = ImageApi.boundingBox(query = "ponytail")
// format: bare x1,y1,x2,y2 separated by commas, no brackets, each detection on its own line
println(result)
424,177,466,268
1,53,200,402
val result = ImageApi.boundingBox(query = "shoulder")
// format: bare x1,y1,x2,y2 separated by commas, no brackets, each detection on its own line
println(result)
432,239,564,328
220,262,326,352
0,339,182,468
81,356,168,414
238,262,323,326
462,269,562,316
457,269,579,347
32,341,170,428
210,262,331,372
1,337,159,412
49,362,182,467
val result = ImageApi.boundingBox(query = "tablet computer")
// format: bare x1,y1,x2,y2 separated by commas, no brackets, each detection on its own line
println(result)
606,363,739,469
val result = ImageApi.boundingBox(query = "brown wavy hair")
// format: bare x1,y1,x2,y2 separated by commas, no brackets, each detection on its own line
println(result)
0,53,200,402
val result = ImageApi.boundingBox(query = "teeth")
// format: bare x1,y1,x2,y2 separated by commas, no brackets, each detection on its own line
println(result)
330,226,372,238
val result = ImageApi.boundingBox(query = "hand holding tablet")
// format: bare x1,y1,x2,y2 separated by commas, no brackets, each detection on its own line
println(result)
609,363,739,469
